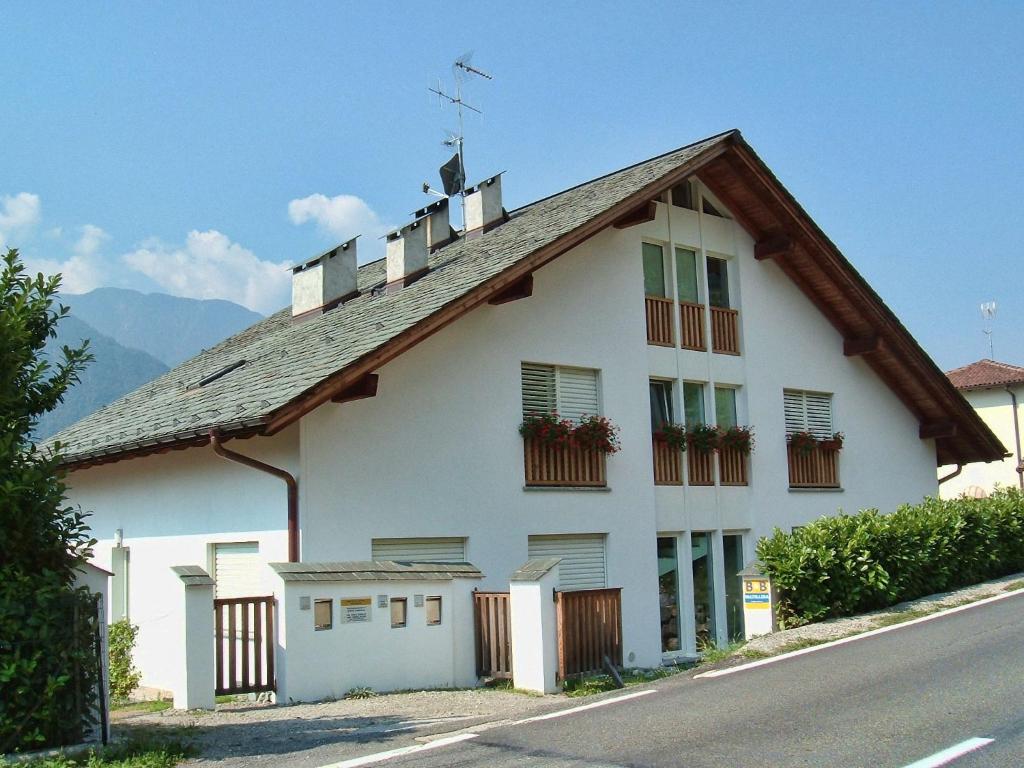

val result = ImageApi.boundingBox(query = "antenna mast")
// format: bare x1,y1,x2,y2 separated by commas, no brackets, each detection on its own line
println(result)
427,53,492,228
981,301,997,358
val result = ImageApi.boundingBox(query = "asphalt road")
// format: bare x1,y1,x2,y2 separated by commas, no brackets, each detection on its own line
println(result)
378,592,1024,768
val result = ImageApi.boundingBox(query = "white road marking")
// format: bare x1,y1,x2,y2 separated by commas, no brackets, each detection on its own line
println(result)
696,586,1024,679
900,737,994,767
512,689,657,724
316,733,478,768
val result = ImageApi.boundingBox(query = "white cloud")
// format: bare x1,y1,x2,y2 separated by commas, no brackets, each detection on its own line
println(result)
74,224,110,257
122,230,291,314
0,192,42,250
287,193,390,256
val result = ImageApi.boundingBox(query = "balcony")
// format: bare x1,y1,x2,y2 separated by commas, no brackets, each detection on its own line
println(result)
524,438,607,487
718,446,748,486
687,450,715,486
652,436,683,485
645,296,674,346
787,444,840,488
710,306,740,355
679,301,706,351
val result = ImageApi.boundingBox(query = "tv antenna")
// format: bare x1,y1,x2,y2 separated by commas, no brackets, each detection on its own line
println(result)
981,300,997,358
426,52,493,228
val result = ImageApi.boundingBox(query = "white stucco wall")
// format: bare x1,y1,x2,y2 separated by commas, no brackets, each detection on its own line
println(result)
939,385,1023,498
66,427,297,693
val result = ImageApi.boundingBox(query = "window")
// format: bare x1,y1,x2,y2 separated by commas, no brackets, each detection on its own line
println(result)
783,390,834,438
702,197,726,217
657,537,681,653
683,382,706,427
715,387,738,429
521,363,600,421
425,596,442,626
691,533,717,648
722,534,746,643
670,181,694,210
649,380,674,432
642,242,667,297
314,599,332,631
371,537,466,563
390,598,407,628
706,257,730,309
675,247,700,304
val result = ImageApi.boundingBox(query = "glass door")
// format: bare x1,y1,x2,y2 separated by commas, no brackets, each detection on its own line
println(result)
691,532,716,648
723,534,746,642
657,537,680,653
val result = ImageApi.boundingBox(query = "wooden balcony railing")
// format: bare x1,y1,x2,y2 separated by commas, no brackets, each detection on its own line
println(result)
524,438,607,487
652,436,683,486
787,444,840,488
679,301,706,351
718,447,748,486
710,306,740,355
645,296,675,346
687,450,715,486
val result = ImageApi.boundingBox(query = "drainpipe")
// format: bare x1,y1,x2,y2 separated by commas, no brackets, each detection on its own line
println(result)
1007,387,1024,490
938,464,962,485
209,430,299,562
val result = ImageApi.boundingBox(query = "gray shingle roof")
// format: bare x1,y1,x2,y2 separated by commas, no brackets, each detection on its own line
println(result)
270,561,483,582
49,132,732,465
171,565,215,586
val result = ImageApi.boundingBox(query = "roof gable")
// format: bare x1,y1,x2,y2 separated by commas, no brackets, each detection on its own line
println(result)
49,130,1004,468
947,359,1024,391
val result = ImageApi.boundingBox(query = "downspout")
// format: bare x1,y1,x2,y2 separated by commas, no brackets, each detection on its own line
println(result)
209,430,299,562
1007,387,1024,490
938,464,962,485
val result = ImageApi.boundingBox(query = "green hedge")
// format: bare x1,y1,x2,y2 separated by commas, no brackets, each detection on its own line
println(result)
756,489,1024,626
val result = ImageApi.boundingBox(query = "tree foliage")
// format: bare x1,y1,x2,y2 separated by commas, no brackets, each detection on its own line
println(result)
0,247,98,752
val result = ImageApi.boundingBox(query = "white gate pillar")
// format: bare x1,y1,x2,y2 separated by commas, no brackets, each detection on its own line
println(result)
170,566,216,710
509,558,561,694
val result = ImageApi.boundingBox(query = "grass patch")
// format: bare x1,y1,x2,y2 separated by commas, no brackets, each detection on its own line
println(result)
111,700,172,714
563,667,679,697
697,641,745,665
214,695,236,704
1004,580,1024,592
4,730,194,767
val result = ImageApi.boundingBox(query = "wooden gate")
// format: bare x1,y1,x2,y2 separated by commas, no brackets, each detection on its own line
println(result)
555,587,622,679
473,591,512,679
214,596,276,696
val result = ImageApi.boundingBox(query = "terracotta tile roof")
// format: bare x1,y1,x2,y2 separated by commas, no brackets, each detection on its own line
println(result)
947,359,1024,391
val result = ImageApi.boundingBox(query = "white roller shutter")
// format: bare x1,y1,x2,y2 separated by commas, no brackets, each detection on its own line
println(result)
521,363,600,420
522,363,556,416
783,390,834,439
213,542,261,598
528,534,607,590
371,537,467,562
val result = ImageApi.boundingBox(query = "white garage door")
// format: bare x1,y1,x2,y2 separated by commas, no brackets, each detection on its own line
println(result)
213,542,262,598
371,537,467,562
528,534,607,590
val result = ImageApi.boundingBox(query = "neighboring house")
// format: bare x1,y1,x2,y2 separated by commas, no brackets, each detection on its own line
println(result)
940,359,1023,497
51,130,1004,701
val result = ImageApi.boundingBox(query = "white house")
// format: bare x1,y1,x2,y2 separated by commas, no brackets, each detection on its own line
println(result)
51,130,1004,703
940,359,1022,497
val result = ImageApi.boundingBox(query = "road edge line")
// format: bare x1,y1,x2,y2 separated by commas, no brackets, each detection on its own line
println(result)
316,733,479,768
511,689,657,725
695,586,1024,679
900,736,994,767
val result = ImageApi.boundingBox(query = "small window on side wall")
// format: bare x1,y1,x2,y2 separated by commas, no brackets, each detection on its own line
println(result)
314,599,332,631
390,598,407,628
425,596,442,626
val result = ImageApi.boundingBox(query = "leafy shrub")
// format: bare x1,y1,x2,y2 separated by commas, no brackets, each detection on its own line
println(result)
344,687,377,700
109,620,142,702
757,489,1024,625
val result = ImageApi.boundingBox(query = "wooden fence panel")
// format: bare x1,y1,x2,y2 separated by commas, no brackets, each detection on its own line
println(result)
645,296,675,346
710,306,740,355
524,439,607,487
652,437,683,485
555,588,622,680
474,591,512,680
214,596,276,696
718,447,748,486
687,450,715,486
787,444,840,488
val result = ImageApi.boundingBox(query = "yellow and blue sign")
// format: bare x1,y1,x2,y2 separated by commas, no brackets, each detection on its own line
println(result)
743,578,770,610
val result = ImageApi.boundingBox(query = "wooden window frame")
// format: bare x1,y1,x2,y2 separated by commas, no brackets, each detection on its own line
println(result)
390,597,408,628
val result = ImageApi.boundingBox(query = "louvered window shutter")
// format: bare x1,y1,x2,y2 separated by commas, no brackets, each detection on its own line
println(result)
522,363,556,417
783,390,834,438
555,367,600,421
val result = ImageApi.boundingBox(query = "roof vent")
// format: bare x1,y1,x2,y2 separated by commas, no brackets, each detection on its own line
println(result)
411,198,455,252
464,174,507,234
385,219,428,289
291,237,359,317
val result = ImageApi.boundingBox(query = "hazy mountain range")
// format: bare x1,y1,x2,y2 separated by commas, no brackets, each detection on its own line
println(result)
37,288,263,439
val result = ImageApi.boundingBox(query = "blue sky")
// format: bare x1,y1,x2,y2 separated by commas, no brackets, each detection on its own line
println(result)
1,2,1021,369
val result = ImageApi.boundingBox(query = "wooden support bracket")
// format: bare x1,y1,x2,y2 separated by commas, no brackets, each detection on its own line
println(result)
331,373,379,404
754,233,792,261
919,421,957,440
488,274,534,305
843,334,881,356
612,200,657,229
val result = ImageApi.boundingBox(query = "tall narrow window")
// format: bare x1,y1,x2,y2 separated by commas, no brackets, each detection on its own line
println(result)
675,247,700,304
649,380,674,432
390,598,408,628
783,390,834,438
715,387,738,429
657,537,681,653
671,181,694,210
643,242,667,298
691,533,716,648
723,534,746,643
425,596,442,626
521,363,600,420
706,257,730,309
683,382,706,427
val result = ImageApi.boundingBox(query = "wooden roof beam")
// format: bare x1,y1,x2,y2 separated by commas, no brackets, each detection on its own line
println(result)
844,334,881,357
331,373,379,404
488,274,534,305
612,200,658,229
920,421,957,440
754,233,792,261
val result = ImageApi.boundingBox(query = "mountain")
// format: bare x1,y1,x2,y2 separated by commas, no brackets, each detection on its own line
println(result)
65,287,264,367
36,315,169,439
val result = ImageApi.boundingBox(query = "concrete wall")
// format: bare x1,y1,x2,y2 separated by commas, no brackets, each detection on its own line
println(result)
940,384,1024,497
275,576,478,702
66,427,297,693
